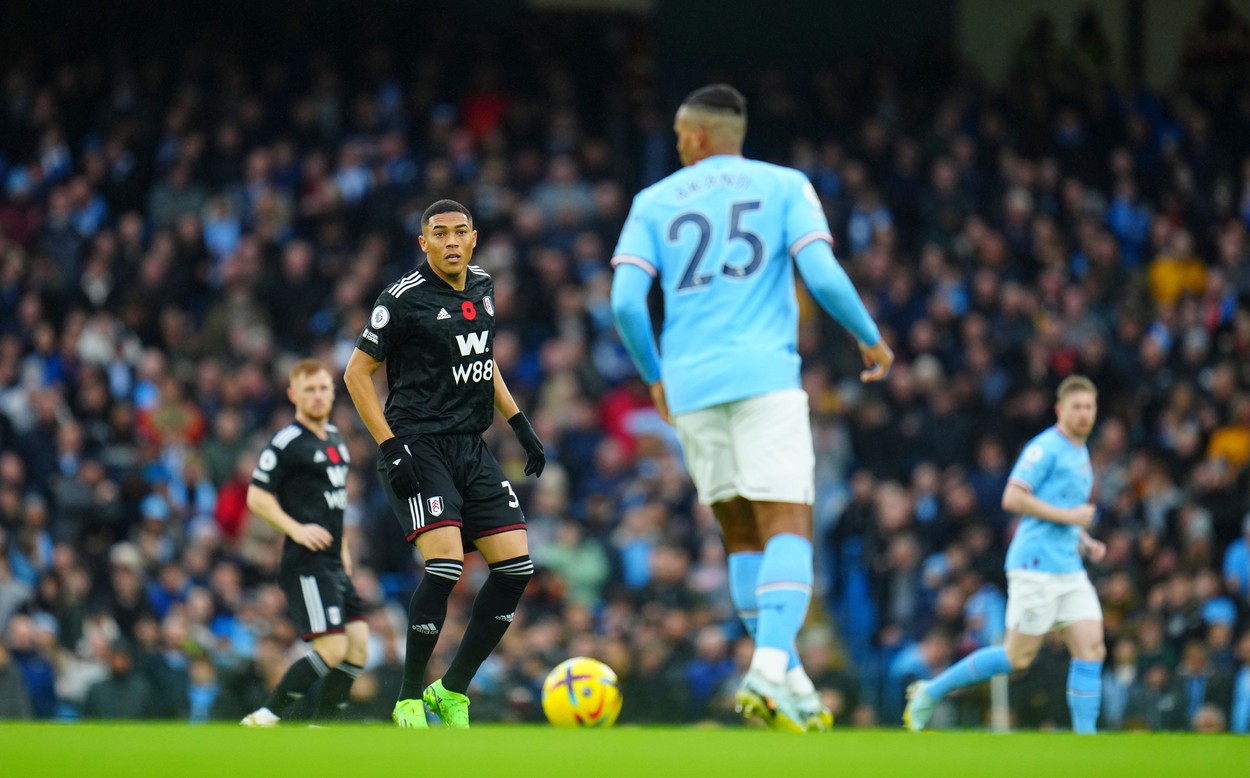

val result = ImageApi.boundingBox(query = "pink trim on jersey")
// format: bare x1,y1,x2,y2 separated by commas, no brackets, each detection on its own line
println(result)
610,254,658,277
789,230,834,258
1007,477,1034,493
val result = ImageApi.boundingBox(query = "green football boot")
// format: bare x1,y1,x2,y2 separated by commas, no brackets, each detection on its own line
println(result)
392,697,429,729
734,669,806,733
423,679,470,729
794,691,834,732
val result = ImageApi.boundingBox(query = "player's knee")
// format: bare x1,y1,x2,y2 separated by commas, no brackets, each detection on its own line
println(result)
1079,641,1106,663
315,642,348,668
346,629,370,665
1006,647,1037,671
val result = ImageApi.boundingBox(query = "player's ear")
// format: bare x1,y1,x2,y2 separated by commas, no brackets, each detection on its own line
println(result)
470,229,478,248
288,385,297,405
417,233,428,253
696,124,711,150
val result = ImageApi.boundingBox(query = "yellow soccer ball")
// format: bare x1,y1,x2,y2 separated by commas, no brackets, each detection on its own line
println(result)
541,657,623,728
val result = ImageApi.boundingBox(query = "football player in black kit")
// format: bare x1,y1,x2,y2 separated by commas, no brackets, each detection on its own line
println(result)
344,199,545,729
241,359,368,726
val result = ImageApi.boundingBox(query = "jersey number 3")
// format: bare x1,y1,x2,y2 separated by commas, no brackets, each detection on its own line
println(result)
670,201,763,290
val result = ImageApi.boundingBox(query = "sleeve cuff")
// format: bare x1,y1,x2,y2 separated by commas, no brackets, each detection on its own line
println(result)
789,230,834,258
1007,477,1034,493
610,254,658,277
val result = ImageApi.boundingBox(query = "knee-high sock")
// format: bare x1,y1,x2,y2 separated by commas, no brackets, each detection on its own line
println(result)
266,650,331,716
925,646,1013,700
442,555,533,695
398,558,462,700
728,552,763,640
1067,659,1102,734
729,551,809,690
751,534,813,683
317,662,363,719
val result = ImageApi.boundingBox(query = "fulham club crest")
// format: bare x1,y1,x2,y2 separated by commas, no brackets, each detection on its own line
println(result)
483,296,494,316
427,496,444,517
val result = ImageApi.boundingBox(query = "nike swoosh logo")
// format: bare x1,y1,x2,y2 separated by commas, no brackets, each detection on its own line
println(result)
393,459,402,466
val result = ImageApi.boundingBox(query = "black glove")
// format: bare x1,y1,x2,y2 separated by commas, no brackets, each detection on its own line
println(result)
379,437,421,498
508,412,545,477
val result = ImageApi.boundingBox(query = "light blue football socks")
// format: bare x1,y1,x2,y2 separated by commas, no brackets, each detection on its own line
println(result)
728,551,763,640
1066,659,1102,734
750,534,813,681
925,645,1014,700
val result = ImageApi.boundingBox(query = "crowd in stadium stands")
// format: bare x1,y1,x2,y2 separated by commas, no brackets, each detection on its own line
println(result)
1,7,1250,732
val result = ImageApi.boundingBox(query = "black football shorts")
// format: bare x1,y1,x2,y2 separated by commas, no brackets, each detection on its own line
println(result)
377,433,526,547
281,566,366,640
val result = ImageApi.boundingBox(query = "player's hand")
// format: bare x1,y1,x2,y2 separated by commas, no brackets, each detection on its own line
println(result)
1080,537,1107,563
509,412,545,477
379,437,421,498
1067,504,1097,529
292,523,333,552
648,381,671,424
858,339,894,383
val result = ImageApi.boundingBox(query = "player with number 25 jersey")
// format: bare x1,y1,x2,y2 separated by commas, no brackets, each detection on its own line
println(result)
610,84,892,733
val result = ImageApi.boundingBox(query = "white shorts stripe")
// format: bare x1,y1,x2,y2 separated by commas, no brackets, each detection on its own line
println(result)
301,575,327,633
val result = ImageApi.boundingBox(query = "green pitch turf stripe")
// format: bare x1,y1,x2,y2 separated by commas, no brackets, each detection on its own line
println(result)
0,724,1244,778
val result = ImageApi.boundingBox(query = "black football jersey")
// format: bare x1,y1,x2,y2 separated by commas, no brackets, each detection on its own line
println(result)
250,421,351,571
355,262,497,436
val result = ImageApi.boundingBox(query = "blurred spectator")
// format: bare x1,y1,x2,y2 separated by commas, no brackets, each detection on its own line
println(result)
1225,513,1250,602
6,614,57,718
82,640,158,719
1232,629,1250,733
0,639,32,718
1102,638,1139,730
1178,640,1235,726
534,519,610,609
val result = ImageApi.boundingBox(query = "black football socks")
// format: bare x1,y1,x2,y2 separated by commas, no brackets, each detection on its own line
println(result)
442,556,533,694
398,558,463,700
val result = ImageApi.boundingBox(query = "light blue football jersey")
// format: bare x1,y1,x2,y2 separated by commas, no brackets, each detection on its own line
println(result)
1004,426,1095,574
610,154,832,415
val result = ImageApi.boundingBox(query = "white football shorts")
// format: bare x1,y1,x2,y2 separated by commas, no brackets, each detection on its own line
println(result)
672,388,815,506
1005,570,1103,636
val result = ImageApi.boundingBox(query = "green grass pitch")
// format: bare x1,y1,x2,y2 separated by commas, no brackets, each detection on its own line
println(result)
1,724,1244,777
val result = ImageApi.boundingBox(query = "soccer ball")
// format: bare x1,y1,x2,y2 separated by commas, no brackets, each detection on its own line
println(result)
541,656,623,728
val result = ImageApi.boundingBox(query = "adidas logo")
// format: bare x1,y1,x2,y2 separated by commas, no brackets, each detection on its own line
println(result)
411,623,438,635
495,613,514,623
313,451,327,463
436,308,451,320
